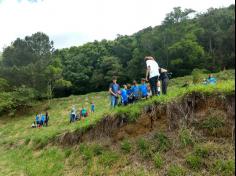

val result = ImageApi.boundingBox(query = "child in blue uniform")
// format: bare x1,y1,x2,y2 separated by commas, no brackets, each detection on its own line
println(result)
132,80,140,102
120,85,128,106
139,78,148,99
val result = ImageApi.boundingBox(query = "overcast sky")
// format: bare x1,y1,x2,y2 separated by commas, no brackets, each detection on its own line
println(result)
0,0,234,51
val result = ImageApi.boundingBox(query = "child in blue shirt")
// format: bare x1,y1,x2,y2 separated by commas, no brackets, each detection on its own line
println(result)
127,84,134,104
207,74,217,85
139,78,148,99
120,85,128,106
35,114,40,127
132,80,140,101
91,102,95,113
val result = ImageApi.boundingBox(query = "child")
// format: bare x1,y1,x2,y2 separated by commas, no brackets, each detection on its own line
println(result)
147,83,152,98
45,111,49,127
127,84,134,104
120,84,128,106
91,102,95,113
41,113,45,126
31,121,36,128
207,74,217,85
35,114,40,127
109,76,120,108
81,106,87,118
157,81,161,96
139,78,148,99
132,80,140,102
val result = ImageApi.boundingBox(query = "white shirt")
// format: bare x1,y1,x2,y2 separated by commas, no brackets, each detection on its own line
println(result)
146,59,160,78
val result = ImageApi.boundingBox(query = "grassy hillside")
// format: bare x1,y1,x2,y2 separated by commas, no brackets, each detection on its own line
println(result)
0,70,235,176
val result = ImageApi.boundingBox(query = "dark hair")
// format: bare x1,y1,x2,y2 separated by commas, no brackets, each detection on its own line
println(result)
133,80,137,85
127,84,131,89
141,78,146,82
112,76,117,81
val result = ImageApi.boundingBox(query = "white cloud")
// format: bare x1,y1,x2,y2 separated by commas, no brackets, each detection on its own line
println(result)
0,0,235,51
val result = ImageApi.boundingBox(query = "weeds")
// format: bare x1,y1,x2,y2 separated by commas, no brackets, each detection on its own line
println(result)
152,152,164,168
154,132,172,152
121,139,132,153
179,128,194,147
167,165,186,176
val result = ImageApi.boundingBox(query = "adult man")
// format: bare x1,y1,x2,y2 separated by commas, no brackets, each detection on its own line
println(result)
145,56,160,96
159,68,169,95
109,76,120,108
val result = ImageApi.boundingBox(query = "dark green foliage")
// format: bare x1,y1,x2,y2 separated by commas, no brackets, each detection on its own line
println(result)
154,132,172,152
194,145,210,158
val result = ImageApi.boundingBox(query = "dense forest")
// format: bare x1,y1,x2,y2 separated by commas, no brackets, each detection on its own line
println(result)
0,5,235,114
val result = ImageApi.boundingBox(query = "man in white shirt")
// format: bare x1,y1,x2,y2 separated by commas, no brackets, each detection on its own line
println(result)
145,56,160,96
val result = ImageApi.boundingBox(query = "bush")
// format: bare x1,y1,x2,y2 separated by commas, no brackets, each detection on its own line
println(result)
154,132,172,152
167,165,186,176
213,159,235,176
186,154,202,170
121,140,132,153
179,128,194,147
152,153,164,168
194,145,210,158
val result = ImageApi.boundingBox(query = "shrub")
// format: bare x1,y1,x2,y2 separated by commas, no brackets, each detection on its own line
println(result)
186,154,202,170
194,145,210,158
213,159,235,176
154,132,172,152
152,153,164,168
179,128,194,147
64,149,72,158
24,138,31,145
121,140,132,153
167,165,186,176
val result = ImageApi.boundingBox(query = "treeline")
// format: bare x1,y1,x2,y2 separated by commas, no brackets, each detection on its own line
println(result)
0,5,235,114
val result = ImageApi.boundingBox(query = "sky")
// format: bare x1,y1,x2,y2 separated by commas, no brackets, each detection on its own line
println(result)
0,0,235,51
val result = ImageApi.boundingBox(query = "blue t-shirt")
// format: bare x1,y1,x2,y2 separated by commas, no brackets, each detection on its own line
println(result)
207,77,216,84
139,84,148,97
36,115,39,122
109,83,120,95
120,89,128,103
127,89,133,97
41,115,45,122
132,85,139,97
91,104,95,111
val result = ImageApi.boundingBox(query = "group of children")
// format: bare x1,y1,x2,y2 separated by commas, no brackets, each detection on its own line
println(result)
31,112,49,128
203,74,217,85
69,102,95,123
118,78,161,106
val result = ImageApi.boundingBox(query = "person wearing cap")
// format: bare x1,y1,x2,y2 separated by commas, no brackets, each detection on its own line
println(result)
145,56,160,96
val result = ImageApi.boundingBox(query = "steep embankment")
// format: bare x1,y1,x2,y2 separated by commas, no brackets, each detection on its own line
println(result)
57,91,235,146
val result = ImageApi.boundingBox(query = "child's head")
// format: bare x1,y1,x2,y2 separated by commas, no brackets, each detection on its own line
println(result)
112,76,117,83
127,84,131,89
133,80,137,85
141,78,146,84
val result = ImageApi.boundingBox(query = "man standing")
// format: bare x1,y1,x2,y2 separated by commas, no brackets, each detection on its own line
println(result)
159,68,169,95
109,76,120,108
145,56,160,96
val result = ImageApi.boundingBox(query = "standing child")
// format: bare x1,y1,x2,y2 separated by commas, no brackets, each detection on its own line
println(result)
127,84,134,104
157,81,161,96
91,102,95,113
45,111,49,127
139,78,148,99
120,84,128,106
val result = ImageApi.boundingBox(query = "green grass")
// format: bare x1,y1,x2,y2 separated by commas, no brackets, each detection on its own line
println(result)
0,69,234,175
